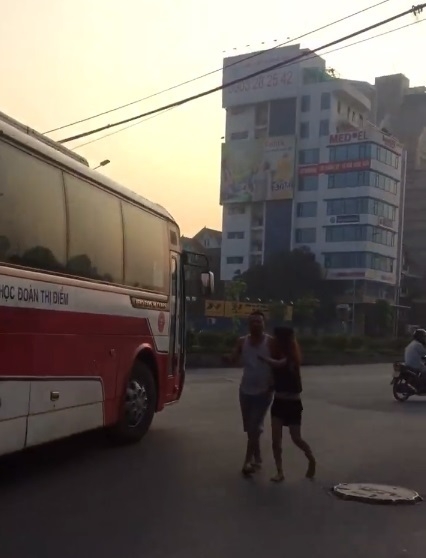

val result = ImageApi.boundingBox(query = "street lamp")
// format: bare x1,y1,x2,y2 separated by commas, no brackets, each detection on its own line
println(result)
93,159,110,170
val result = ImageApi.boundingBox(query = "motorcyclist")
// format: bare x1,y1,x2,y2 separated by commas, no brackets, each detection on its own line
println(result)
404,328,426,385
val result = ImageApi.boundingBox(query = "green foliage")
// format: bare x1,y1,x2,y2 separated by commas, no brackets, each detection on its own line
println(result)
319,335,348,351
293,295,320,326
187,331,408,355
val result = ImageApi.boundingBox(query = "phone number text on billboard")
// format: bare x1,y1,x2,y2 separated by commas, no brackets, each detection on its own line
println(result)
227,71,294,95
223,69,297,106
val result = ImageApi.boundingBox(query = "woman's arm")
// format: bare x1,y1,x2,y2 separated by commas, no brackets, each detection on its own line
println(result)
258,355,287,368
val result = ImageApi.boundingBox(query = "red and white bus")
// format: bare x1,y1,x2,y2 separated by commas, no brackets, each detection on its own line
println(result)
0,112,213,457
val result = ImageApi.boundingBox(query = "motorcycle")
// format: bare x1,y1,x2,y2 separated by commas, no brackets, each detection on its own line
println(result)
391,361,426,401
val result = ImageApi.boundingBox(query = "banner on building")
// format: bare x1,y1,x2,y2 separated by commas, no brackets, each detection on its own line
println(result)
205,300,293,321
299,159,370,176
220,136,295,204
222,46,300,107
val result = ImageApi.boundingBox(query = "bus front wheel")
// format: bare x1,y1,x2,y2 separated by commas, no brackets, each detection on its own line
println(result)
109,361,157,444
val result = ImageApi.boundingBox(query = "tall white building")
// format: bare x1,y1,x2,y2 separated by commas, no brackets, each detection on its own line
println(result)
219,44,405,310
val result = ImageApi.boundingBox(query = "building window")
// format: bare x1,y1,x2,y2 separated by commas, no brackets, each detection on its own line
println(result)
255,103,268,127
326,197,396,220
269,98,297,136
66,175,124,284
227,231,245,239
301,95,310,112
297,201,317,218
329,142,400,169
325,225,395,246
295,228,316,243
299,148,320,164
0,141,67,274
328,171,397,194
321,92,331,110
255,128,267,139
226,256,244,264
298,175,318,191
328,171,369,189
323,251,394,273
250,255,262,267
319,119,329,136
337,101,341,113
227,204,246,215
230,131,249,140
300,122,310,139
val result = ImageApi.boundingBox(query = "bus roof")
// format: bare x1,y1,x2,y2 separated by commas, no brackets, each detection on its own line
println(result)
0,112,177,224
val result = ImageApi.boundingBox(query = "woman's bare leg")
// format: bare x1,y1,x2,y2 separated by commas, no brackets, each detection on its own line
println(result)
271,417,284,482
289,425,316,478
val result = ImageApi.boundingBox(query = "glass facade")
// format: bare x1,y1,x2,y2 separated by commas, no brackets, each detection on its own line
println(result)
326,197,396,220
329,142,399,169
328,171,398,194
325,225,395,247
324,251,394,273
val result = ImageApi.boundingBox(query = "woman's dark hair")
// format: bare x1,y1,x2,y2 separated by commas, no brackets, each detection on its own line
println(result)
273,326,301,367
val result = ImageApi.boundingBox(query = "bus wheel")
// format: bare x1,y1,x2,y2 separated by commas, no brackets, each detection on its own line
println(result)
109,362,157,444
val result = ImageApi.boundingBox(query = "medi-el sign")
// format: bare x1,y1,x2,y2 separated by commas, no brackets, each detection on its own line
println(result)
328,129,403,154
329,130,367,144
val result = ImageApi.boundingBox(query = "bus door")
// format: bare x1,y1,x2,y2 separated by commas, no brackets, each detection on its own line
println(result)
167,254,183,397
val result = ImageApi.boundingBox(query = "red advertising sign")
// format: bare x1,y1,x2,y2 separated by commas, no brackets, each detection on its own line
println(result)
299,159,370,176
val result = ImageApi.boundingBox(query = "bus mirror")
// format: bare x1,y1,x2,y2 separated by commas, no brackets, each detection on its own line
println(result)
201,271,214,296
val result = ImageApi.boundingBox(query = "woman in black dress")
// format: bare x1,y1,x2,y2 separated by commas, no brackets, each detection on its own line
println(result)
259,326,316,482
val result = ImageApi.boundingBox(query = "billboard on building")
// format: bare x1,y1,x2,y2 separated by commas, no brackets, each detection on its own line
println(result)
220,136,295,204
222,46,301,107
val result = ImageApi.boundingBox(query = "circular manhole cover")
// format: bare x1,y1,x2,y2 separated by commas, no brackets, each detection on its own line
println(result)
331,483,422,505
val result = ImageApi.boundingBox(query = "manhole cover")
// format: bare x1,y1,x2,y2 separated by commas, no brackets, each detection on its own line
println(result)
331,483,422,505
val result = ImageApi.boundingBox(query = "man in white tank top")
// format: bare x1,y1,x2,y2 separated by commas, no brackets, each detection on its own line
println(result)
228,311,273,476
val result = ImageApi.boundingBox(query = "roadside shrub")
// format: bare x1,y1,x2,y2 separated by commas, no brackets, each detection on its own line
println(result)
190,331,407,355
347,336,365,350
320,335,348,351
197,332,226,351
298,336,318,351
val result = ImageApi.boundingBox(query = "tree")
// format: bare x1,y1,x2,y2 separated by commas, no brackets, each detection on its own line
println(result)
293,295,320,327
241,248,323,302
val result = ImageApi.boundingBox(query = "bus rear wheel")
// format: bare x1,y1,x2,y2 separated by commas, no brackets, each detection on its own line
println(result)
109,361,157,444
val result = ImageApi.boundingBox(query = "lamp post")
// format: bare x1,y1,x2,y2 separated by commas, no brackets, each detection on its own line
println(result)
93,159,110,170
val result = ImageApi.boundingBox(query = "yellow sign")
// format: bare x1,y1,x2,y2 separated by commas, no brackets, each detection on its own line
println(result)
204,300,225,317
220,136,295,204
224,301,270,318
205,300,293,320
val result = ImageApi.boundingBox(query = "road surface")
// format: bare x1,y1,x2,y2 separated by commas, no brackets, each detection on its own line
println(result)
0,364,425,558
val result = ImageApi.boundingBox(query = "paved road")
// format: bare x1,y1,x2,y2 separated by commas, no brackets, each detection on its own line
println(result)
1,364,426,558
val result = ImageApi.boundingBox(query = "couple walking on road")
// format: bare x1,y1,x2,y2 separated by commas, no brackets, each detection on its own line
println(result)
226,311,316,482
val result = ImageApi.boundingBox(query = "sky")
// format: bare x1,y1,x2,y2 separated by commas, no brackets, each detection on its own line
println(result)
1,0,425,236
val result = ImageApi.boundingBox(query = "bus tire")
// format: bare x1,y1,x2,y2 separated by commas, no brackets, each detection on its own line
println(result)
109,361,157,444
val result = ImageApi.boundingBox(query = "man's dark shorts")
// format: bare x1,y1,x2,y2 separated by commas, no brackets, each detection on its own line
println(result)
239,389,273,434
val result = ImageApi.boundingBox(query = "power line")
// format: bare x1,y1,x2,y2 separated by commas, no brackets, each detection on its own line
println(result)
72,18,424,151
59,4,425,145
73,108,175,149
46,0,392,134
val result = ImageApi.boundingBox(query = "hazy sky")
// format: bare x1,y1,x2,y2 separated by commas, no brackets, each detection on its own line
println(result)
1,0,425,235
